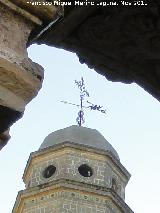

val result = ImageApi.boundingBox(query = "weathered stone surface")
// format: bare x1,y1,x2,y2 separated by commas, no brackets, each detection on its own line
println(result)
13,184,133,213
0,0,61,148
39,125,120,160
34,4,160,102
13,127,133,212
12,0,62,22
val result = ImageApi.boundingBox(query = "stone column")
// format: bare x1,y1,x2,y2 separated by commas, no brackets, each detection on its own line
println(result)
0,0,61,149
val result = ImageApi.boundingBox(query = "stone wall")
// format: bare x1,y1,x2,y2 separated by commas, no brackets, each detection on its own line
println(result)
21,190,122,213
13,137,132,213
25,148,127,200
0,0,62,148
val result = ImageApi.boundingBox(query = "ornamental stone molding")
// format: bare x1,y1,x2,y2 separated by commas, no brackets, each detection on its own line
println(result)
0,0,62,149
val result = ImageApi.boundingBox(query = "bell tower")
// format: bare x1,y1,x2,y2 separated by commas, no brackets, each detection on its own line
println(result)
13,126,133,212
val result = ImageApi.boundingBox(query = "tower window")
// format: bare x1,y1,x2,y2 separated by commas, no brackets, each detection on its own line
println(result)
42,165,56,178
78,164,93,177
111,177,118,191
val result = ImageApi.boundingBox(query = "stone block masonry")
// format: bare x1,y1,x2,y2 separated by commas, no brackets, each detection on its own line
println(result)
13,126,133,213
0,0,62,149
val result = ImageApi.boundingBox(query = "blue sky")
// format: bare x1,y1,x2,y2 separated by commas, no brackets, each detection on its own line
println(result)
0,44,160,212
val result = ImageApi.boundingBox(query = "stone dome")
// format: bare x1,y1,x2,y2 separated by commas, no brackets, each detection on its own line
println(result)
39,125,120,160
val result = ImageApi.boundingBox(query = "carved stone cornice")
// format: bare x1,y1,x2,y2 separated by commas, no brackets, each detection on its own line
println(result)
13,179,133,213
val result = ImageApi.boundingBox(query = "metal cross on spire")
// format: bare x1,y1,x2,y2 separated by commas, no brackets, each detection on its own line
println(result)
61,77,106,126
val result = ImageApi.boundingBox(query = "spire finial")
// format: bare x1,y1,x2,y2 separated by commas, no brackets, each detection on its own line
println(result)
61,77,106,126
75,77,89,126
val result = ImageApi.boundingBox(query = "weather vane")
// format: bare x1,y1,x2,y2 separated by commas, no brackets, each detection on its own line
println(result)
61,77,106,126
